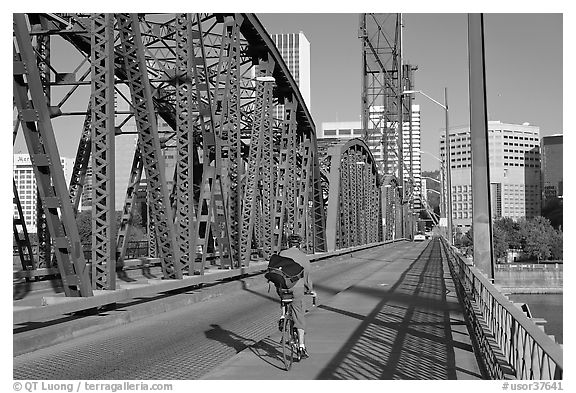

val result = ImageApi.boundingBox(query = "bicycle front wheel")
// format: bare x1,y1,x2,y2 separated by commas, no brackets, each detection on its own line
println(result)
281,318,294,371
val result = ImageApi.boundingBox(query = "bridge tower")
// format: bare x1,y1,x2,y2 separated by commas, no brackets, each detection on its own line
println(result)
359,13,417,239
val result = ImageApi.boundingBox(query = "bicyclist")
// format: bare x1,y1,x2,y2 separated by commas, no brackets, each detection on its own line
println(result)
278,233,316,359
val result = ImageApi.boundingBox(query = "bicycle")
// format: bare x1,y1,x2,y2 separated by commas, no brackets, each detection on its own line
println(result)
278,289,316,371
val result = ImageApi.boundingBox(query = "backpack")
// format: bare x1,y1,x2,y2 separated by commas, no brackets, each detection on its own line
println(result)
264,254,304,290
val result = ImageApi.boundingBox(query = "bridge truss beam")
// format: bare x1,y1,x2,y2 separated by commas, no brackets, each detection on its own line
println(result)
13,13,377,297
325,139,382,251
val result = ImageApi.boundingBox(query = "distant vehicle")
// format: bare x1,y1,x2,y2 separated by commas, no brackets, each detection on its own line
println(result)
425,231,433,239
414,233,426,242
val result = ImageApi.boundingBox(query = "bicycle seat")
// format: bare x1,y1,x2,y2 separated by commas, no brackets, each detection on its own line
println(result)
279,289,294,302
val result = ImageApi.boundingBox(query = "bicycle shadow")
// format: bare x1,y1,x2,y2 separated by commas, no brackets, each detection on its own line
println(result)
204,324,286,371
248,337,287,371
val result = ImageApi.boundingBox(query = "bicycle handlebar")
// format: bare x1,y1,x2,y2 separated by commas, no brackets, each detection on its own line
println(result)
305,291,317,306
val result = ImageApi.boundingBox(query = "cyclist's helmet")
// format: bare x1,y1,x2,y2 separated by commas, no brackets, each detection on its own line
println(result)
287,233,302,247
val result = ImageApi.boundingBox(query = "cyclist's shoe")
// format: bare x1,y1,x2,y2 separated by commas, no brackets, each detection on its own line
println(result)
278,316,285,332
299,346,310,359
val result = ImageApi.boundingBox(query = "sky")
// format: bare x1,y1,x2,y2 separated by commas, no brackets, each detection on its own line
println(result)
258,13,563,171
10,11,564,173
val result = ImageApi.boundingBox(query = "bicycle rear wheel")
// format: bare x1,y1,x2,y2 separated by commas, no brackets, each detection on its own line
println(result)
281,317,294,370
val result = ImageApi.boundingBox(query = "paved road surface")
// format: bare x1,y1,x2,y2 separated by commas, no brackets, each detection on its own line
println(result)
14,243,412,379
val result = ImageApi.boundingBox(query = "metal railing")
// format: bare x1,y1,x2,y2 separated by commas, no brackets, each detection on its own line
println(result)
440,237,563,380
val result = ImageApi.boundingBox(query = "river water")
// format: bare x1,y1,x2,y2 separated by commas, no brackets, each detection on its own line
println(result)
508,294,563,344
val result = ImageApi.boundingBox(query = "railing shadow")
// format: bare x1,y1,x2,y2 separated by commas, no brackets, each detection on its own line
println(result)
316,239,482,380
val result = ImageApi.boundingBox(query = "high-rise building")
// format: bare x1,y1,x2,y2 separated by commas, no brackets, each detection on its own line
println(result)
402,104,422,210
13,154,74,232
441,121,541,230
270,32,311,109
541,134,563,201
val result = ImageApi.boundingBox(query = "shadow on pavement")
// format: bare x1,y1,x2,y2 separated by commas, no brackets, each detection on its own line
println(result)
204,323,286,371
249,337,287,371
13,279,32,300
316,239,482,380
205,324,254,353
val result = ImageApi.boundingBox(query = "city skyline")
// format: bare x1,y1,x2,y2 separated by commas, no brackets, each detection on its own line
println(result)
10,12,564,173
258,13,563,171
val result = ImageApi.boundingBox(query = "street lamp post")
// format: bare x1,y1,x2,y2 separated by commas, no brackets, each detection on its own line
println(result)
403,89,453,245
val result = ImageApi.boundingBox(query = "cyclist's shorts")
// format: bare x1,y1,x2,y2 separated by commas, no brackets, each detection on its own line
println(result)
290,286,305,330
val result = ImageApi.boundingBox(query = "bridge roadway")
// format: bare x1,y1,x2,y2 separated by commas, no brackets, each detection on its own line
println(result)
13,239,483,380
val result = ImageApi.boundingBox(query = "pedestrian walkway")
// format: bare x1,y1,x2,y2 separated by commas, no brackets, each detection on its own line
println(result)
202,239,484,380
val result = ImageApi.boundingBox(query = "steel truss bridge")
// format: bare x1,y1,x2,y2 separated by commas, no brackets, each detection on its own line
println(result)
13,13,562,380
13,13,386,297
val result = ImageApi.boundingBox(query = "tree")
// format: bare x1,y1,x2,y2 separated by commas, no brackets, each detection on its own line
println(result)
519,216,554,262
492,225,508,262
76,210,92,246
75,209,149,247
549,229,563,260
494,217,522,250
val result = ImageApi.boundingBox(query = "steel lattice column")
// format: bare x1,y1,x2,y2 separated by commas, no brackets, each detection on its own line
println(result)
272,98,298,253
173,13,195,274
341,153,351,248
13,14,93,297
90,13,116,290
326,146,343,252
117,13,182,279
260,79,276,260
189,13,232,273
310,137,327,252
239,59,275,265
285,124,298,236
32,17,53,270
349,153,358,246
214,14,243,267
296,139,313,251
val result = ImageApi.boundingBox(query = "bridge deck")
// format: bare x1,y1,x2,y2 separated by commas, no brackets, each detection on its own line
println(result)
203,239,484,379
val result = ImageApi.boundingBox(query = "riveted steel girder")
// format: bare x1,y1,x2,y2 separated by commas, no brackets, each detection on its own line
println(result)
310,136,327,252
173,13,196,274
14,13,330,287
214,14,244,267
90,13,116,290
260,81,276,260
13,14,93,297
271,98,298,253
239,59,275,265
32,14,53,270
117,13,182,279
189,13,232,274
295,139,313,251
